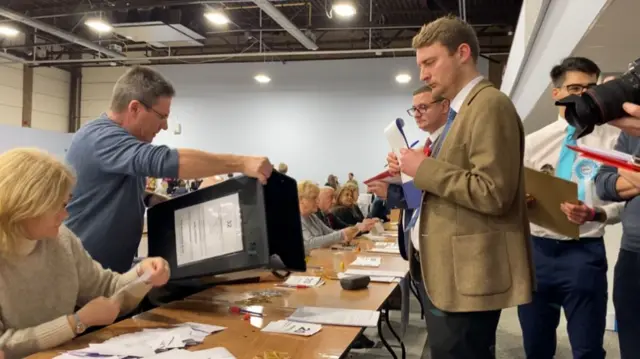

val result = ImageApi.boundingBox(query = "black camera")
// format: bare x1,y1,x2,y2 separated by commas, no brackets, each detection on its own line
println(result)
555,58,640,139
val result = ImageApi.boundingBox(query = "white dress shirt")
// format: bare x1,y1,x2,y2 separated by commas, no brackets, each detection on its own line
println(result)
412,126,445,252
412,75,483,252
525,116,624,240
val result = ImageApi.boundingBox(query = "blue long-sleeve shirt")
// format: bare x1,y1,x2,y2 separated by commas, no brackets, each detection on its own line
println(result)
65,114,180,272
595,132,640,253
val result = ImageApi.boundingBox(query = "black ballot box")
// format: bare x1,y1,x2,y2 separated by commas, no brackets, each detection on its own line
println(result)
147,171,306,282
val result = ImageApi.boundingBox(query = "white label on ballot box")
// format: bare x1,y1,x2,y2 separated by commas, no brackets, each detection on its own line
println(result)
174,193,244,267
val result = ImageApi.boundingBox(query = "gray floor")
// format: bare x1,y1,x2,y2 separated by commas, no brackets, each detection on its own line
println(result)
349,294,621,359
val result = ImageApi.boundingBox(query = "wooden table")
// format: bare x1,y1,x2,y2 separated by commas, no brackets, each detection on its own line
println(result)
27,245,409,359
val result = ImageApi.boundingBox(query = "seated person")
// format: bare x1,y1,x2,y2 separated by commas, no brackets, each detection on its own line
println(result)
315,186,348,228
368,196,390,222
298,181,359,254
0,148,170,359
330,184,370,228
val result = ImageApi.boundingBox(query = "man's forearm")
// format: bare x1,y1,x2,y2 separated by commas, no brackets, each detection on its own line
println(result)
616,177,640,199
177,149,245,179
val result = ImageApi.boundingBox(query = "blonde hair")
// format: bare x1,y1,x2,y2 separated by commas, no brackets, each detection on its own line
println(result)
0,148,75,256
412,15,479,63
297,180,320,200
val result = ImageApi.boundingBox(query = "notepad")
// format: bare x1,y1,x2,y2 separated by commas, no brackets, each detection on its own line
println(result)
287,307,380,327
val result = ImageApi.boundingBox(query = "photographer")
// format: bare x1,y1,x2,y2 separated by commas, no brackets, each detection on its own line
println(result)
594,108,640,358
609,102,640,136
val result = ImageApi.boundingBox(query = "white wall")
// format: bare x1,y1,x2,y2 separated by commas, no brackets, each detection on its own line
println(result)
81,56,490,184
32,67,70,132
0,63,69,133
0,63,23,127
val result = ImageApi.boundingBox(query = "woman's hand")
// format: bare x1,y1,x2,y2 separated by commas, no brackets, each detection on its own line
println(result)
137,257,171,287
342,226,359,243
76,296,121,328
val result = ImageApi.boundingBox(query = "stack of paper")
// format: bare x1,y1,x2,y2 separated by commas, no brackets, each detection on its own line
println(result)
287,307,380,327
56,322,226,358
350,256,382,267
261,320,322,336
338,268,403,283
280,276,324,288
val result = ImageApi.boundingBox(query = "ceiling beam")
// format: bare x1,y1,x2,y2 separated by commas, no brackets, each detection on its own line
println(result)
251,0,318,50
0,6,126,59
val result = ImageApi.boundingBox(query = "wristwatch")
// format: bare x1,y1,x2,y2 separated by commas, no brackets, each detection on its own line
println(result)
73,313,87,334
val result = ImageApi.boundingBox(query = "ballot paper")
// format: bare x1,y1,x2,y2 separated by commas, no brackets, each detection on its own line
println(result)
350,256,382,267
261,320,322,336
60,322,226,358
370,222,385,235
282,276,324,287
287,307,380,327
367,242,400,254
110,270,152,303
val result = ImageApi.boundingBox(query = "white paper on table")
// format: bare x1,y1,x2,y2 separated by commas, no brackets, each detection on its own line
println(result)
63,322,226,358
261,320,322,336
367,247,401,254
350,256,382,267
345,268,406,278
366,235,388,242
288,307,380,327
384,119,413,183
110,270,152,303
371,222,385,235
283,275,324,287
337,272,400,283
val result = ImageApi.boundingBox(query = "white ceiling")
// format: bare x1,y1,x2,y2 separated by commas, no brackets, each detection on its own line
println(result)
523,0,637,134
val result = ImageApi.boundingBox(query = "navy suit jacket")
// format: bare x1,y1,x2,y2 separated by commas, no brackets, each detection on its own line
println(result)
386,184,412,261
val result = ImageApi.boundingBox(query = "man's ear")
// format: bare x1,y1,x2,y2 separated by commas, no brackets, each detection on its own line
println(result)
551,87,561,101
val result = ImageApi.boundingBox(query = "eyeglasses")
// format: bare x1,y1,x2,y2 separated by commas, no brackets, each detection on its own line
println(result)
138,100,169,121
407,100,443,116
562,83,597,95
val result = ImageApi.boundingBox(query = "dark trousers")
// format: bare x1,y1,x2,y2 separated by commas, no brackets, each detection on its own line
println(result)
413,254,501,359
518,236,607,359
613,249,640,359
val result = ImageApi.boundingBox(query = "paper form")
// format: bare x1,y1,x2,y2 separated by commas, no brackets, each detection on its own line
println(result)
282,276,324,287
350,256,382,267
345,268,405,278
338,272,400,283
174,193,244,267
288,307,380,327
261,320,322,336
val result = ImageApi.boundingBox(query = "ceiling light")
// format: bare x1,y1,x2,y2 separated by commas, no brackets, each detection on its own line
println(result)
395,73,411,84
332,2,357,17
0,25,19,37
84,19,112,33
205,11,230,25
254,74,271,84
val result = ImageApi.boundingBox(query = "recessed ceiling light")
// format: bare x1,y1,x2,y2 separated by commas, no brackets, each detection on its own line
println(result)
0,25,19,37
395,73,411,84
205,11,230,25
84,19,112,33
254,74,271,84
332,2,357,17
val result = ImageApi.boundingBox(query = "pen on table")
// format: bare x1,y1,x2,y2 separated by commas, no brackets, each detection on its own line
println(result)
275,283,312,289
229,306,264,317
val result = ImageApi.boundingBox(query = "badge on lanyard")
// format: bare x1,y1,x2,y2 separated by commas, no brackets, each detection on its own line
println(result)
573,158,600,202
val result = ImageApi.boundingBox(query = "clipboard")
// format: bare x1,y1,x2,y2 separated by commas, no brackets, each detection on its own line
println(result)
363,171,402,185
524,168,580,238
568,144,640,172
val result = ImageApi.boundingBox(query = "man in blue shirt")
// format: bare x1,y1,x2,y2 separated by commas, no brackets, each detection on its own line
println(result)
66,66,272,273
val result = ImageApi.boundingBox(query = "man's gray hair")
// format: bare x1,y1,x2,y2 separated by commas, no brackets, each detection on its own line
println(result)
110,66,176,112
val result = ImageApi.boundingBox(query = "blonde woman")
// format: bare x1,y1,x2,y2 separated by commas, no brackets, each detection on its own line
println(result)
0,148,170,359
298,181,359,254
330,184,373,229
